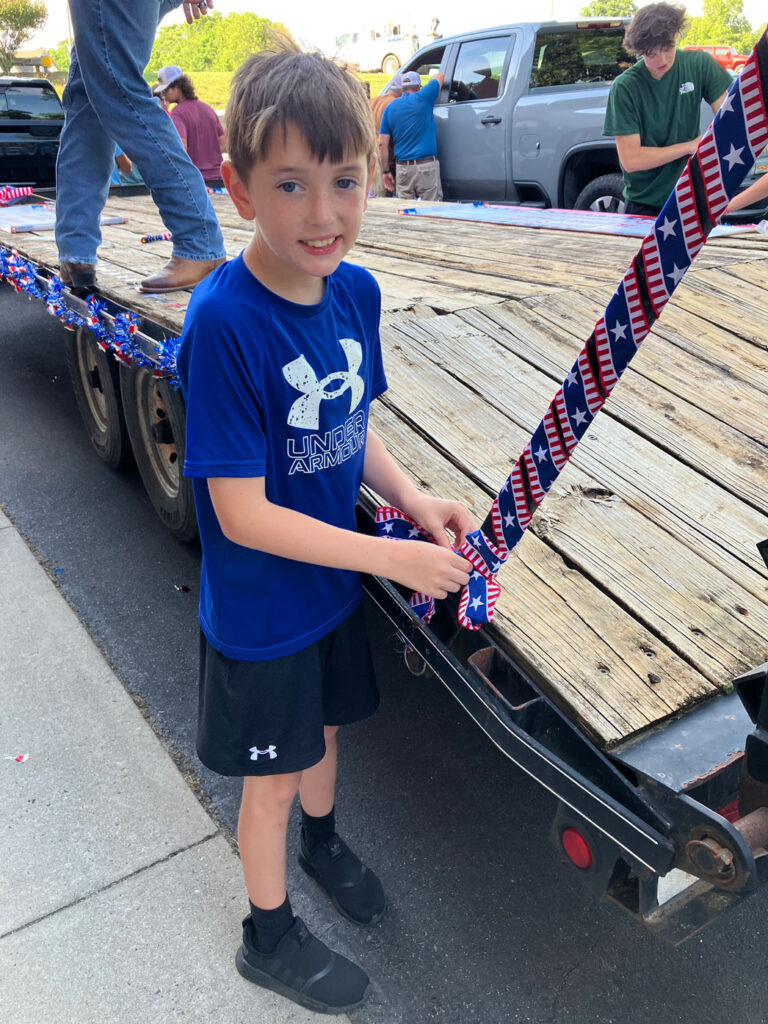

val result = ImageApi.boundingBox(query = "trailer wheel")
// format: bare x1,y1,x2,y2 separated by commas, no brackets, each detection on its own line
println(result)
382,53,401,75
65,327,133,470
119,364,198,542
574,173,625,214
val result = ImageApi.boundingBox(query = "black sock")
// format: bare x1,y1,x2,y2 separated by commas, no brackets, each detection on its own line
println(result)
301,806,336,853
249,895,294,954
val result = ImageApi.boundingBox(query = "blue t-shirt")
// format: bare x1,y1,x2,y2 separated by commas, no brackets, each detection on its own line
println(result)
380,79,440,161
176,255,388,661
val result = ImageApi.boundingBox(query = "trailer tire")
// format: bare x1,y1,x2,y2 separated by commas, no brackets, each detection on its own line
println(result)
119,363,198,543
65,327,133,470
574,173,625,214
382,53,401,75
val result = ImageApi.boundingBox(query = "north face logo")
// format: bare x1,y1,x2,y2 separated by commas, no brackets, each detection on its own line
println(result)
250,745,277,761
282,339,364,430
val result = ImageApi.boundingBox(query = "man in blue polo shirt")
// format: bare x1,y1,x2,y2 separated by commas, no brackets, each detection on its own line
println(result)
378,69,445,200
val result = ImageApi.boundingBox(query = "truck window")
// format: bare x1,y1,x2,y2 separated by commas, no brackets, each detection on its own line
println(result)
449,37,511,103
529,28,631,88
412,44,446,79
2,86,63,120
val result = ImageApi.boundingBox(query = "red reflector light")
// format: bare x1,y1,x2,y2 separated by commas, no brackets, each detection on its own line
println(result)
562,827,594,869
717,799,740,823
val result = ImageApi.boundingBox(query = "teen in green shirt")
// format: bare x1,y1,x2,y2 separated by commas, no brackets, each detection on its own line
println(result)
603,3,732,215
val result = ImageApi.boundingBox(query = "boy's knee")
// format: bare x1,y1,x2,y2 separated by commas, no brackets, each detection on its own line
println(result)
242,772,301,812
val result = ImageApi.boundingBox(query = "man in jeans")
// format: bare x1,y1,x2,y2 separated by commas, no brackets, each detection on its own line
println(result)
55,0,226,295
377,70,445,201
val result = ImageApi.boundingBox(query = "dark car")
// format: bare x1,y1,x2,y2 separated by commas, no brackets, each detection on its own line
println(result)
0,77,64,186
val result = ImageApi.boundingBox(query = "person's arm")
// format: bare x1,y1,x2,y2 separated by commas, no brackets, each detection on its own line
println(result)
170,110,188,150
378,132,394,194
115,151,132,174
710,88,728,114
207,470,473,600
726,172,768,213
614,132,700,173
362,429,475,549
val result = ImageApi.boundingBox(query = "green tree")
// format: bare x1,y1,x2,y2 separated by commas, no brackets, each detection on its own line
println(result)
682,0,755,53
48,36,69,73
0,0,47,73
580,0,637,17
147,11,290,75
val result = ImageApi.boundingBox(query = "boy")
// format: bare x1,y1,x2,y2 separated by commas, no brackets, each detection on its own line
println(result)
176,50,474,1015
603,2,731,216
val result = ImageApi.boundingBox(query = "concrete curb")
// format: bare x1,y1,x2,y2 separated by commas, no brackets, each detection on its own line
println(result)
0,511,345,1022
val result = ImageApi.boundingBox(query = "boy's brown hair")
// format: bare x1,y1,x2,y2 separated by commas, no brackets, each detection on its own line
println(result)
226,49,376,183
623,2,689,55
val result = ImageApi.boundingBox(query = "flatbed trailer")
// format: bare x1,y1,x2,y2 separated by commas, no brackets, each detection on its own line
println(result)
3,191,768,943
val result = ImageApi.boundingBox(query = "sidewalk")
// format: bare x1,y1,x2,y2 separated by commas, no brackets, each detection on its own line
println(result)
0,510,346,1023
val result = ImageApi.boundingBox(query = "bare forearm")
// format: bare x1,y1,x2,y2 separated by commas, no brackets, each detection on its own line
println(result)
217,491,398,576
208,476,473,598
377,137,391,171
619,138,698,173
363,429,422,514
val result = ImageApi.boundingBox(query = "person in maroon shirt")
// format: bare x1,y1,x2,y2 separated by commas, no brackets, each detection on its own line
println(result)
155,65,227,185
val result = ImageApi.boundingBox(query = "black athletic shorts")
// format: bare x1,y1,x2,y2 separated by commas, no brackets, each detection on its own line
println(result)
196,603,379,777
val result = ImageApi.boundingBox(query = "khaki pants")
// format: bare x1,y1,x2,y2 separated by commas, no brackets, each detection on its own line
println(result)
395,159,443,201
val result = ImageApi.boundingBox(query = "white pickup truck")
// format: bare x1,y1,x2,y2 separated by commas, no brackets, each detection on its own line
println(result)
334,24,425,76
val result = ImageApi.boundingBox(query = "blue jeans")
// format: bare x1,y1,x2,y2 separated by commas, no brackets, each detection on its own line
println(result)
56,0,225,264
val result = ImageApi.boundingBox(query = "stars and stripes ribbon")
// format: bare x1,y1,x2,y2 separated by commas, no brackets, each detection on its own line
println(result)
377,29,768,630
0,185,33,205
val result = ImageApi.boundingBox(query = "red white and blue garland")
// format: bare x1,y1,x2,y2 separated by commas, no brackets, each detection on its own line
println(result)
0,247,181,382
377,29,768,631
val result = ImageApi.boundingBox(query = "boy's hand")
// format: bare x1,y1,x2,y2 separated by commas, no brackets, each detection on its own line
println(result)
402,494,476,551
386,541,472,600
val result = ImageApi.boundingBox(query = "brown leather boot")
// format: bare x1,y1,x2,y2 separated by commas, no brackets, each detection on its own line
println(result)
139,256,226,294
59,261,97,292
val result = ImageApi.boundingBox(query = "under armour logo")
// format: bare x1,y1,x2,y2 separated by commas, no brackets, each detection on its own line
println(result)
250,745,277,760
282,339,364,430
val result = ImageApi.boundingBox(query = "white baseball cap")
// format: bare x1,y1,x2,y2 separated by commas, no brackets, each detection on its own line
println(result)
154,65,183,93
400,71,421,87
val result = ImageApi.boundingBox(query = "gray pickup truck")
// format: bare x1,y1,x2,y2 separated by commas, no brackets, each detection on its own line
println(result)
396,19,632,210
394,19,633,211
394,20,767,220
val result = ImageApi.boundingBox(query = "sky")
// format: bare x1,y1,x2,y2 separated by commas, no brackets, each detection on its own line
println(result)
30,0,768,59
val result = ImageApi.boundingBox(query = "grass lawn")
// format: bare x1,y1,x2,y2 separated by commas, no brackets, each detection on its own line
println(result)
54,70,394,111
184,70,391,109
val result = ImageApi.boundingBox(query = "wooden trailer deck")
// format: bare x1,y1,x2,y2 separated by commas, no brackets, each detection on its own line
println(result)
5,193,768,750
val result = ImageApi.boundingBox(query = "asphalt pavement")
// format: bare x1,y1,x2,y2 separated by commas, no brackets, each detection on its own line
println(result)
2,281,768,1023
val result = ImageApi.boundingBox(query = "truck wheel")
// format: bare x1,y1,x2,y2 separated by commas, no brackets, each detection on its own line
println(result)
119,363,198,542
574,173,625,214
65,327,133,470
382,54,401,75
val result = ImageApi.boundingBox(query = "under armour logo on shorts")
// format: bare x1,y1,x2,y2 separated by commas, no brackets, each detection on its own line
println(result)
282,339,364,429
250,745,277,760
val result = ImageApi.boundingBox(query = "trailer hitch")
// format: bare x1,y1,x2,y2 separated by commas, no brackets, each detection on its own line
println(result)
685,807,768,888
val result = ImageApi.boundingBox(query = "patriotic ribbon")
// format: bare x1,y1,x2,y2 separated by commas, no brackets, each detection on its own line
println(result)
377,30,768,630
0,248,183,384
0,185,33,205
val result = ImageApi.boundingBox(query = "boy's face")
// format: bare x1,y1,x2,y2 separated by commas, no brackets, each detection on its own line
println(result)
641,41,678,80
223,122,374,304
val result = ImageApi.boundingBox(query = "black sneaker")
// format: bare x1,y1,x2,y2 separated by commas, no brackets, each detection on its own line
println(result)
236,915,370,1015
299,831,387,925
